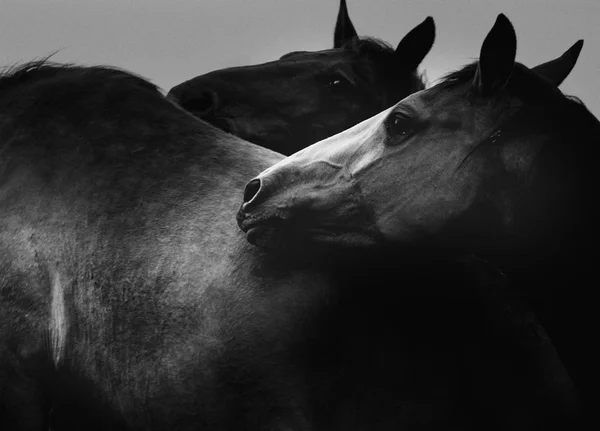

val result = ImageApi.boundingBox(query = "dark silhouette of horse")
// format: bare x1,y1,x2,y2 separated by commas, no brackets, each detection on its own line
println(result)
237,13,598,418
0,60,582,431
167,0,435,154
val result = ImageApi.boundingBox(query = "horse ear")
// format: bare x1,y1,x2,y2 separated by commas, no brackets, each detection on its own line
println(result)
531,40,584,87
395,17,436,72
334,0,358,48
472,14,517,97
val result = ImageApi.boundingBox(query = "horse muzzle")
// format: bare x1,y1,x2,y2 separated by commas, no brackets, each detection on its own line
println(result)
236,162,380,250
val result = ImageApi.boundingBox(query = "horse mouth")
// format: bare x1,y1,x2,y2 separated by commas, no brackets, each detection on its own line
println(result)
246,225,288,249
237,210,379,250
237,212,293,249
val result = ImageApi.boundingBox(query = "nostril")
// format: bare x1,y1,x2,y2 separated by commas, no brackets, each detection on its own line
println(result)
243,179,261,203
180,88,218,116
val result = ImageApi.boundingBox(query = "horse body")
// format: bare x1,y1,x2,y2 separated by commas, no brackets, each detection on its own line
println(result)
0,64,319,429
0,63,583,430
238,14,597,415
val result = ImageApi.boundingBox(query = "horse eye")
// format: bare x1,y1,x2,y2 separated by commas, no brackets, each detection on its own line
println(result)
328,76,351,92
386,113,414,141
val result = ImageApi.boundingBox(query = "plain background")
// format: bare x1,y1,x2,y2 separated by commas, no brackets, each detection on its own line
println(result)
1,0,598,116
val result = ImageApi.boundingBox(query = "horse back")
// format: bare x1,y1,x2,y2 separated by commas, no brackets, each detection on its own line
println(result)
0,91,292,429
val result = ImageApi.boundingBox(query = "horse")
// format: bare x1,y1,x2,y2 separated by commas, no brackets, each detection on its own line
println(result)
237,13,598,417
0,60,582,431
167,0,435,155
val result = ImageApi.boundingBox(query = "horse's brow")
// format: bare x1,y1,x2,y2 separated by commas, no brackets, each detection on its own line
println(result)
336,66,360,86
391,104,419,118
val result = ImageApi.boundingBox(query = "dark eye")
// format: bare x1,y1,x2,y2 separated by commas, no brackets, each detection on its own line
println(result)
327,76,352,93
386,112,415,141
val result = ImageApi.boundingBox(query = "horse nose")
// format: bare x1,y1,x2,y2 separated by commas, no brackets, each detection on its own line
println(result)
243,178,262,204
171,86,219,116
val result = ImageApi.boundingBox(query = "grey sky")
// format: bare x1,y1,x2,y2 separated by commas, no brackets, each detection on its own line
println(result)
2,0,598,116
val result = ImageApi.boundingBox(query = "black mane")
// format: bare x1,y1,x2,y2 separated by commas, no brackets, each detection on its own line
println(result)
0,59,233,168
0,60,160,96
341,36,394,56
280,36,394,60
440,61,569,102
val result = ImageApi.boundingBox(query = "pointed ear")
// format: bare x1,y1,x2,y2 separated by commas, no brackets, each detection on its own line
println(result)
472,14,517,97
395,17,435,72
334,0,358,48
531,40,583,87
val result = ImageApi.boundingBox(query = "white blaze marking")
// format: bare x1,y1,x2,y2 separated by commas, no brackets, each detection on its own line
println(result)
49,270,67,367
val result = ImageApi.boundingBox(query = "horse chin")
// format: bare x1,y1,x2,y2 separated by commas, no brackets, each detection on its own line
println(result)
306,230,381,249
245,223,379,251
246,225,291,250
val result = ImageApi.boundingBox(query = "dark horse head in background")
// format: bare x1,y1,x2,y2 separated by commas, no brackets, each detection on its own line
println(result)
237,13,597,414
167,0,435,154
0,57,585,429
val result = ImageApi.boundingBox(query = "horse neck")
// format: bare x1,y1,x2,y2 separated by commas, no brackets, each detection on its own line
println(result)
479,107,593,279
483,189,591,287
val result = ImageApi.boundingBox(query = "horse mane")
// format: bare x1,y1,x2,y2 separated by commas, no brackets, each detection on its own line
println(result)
439,61,582,103
281,36,395,60
0,58,244,168
341,36,393,56
0,59,160,96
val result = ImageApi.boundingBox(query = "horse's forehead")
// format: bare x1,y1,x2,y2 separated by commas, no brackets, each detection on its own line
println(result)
407,86,470,118
421,85,462,105
406,85,526,136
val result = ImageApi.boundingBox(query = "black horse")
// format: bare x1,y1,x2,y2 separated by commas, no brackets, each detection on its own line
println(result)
0,61,581,430
237,13,598,419
168,0,435,154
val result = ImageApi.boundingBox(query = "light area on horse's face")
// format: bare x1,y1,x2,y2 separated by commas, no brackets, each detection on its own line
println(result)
239,110,391,248
268,105,391,175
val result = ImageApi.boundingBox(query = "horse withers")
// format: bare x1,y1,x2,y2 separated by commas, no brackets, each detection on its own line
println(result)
237,13,597,415
167,0,435,154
